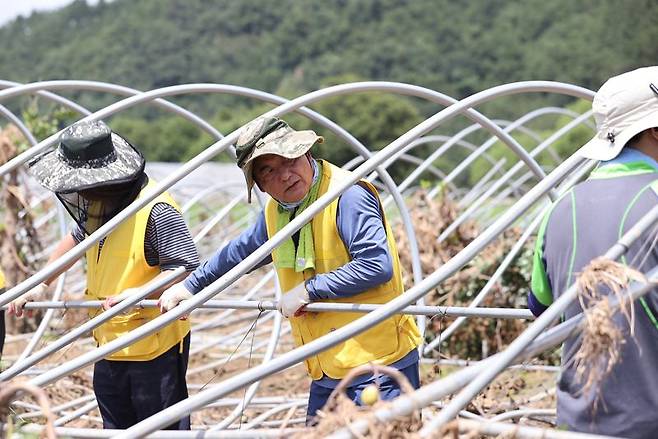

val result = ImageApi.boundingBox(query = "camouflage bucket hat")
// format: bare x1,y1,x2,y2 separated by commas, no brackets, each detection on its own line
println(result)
235,116,323,202
28,120,145,194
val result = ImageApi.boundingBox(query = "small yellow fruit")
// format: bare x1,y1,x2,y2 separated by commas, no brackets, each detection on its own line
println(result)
360,384,380,406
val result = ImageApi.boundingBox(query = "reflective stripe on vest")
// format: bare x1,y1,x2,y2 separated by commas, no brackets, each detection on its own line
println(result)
85,180,190,361
265,160,421,379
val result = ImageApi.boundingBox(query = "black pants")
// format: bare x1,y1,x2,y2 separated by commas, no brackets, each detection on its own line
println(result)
0,309,5,361
93,333,191,430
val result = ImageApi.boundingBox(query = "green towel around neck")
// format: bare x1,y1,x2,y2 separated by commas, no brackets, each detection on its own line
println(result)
273,164,323,272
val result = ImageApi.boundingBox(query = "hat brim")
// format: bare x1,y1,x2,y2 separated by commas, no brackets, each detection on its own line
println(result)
579,111,658,161
241,130,323,203
28,133,145,194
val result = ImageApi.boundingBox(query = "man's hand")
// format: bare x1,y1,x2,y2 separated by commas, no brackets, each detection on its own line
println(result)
101,287,141,311
278,283,310,318
8,282,48,318
158,283,193,319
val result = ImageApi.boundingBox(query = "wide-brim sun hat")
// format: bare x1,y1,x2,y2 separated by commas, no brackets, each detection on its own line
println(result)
28,120,145,194
579,65,658,161
235,116,323,202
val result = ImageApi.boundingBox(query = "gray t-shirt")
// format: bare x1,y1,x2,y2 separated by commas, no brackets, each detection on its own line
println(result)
530,150,658,438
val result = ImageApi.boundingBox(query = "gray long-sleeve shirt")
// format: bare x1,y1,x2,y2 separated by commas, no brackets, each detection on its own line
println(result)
529,148,658,438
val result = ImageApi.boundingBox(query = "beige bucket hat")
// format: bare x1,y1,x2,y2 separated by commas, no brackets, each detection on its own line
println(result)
580,66,658,161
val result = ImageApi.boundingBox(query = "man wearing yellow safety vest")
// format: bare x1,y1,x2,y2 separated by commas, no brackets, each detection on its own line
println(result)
8,120,199,430
159,116,422,423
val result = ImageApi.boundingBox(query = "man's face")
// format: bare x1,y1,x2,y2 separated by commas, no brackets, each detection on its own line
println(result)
252,153,314,203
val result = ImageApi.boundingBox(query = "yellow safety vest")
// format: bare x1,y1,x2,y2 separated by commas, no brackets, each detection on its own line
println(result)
0,269,5,289
265,160,421,380
85,180,190,361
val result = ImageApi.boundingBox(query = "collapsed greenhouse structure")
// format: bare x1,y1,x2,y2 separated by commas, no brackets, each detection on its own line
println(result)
0,78,648,438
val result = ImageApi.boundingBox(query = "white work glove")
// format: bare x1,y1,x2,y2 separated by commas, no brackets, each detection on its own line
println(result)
8,282,48,318
102,287,141,311
158,282,193,316
278,283,311,318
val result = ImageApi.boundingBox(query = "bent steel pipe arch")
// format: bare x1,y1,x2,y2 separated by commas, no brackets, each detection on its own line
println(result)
437,110,593,243
0,81,572,302
104,81,594,437
0,79,90,116
0,86,588,392
0,80,463,342
425,106,593,201
0,82,420,422
343,152,457,191
0,104,38,145
0,83,580,438
0,81,425,286
0,81,556,204
6,80,591,355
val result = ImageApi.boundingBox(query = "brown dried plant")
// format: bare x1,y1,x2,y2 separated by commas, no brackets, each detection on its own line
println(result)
0,125,44,334
394,189,533,360
572,258,646,401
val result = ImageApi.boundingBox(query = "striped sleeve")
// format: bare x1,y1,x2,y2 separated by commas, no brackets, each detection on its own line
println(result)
144,202,200,271
71,225,86,244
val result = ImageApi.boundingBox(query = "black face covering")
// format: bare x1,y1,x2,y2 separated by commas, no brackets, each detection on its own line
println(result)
56,172,148,236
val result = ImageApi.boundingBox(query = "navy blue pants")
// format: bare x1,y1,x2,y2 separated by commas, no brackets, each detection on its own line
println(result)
93,333,190,430
306,361,420,424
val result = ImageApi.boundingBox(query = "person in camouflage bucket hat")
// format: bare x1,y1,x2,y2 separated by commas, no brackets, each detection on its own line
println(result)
26,120,147,235
160,116,422,424
235,116,323,202
29,119,145,194
12,119,200,430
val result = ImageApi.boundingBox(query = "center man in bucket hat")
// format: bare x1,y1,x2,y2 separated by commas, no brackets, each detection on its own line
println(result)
528,66,658,437
8,120,199,430
159,116,421,423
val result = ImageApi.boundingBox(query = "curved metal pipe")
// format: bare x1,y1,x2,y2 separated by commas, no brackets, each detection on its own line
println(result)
0,82,573,336
459,158,508,207
3,81,588,434
0,104,38,145
107,81,594,437
15,203,69,362
0,81,429,318
436,110,593,242
0,80,91,116
426,106,591,201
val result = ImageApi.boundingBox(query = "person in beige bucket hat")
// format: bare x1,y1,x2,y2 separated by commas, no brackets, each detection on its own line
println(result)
529,66,658,436
160,116,422,424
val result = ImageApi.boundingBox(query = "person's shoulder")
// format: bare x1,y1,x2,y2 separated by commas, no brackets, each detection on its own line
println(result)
149,200,179,215
339,183,378,208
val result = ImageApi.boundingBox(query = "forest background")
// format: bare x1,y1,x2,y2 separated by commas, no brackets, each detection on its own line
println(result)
0,0,655,185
